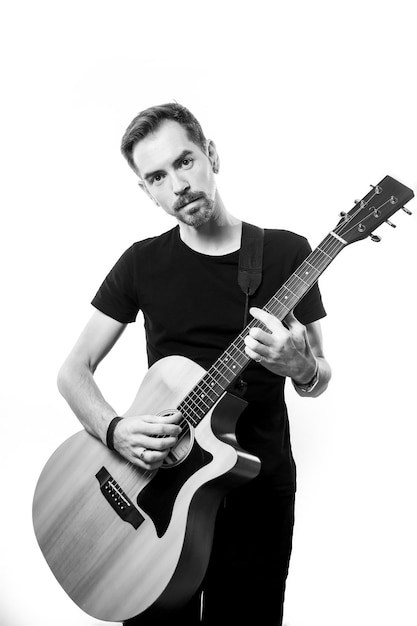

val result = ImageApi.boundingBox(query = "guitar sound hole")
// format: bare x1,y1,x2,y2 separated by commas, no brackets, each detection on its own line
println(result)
158,410,193,467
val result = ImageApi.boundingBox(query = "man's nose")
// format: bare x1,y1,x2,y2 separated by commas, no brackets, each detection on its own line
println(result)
172,172,190,195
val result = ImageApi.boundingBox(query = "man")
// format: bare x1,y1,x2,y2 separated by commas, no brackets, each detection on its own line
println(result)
57,103,331,625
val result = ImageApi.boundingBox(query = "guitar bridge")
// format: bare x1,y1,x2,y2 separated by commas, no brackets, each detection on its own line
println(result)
96,466,145,530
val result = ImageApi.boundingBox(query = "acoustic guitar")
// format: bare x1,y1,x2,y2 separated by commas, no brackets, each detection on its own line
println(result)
32,175,414,622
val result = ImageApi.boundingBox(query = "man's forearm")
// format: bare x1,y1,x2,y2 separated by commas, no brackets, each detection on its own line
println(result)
57,358,118,445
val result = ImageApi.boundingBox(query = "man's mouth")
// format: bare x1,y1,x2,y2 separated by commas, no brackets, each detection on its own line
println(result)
181,198,201,210
174,193,204,212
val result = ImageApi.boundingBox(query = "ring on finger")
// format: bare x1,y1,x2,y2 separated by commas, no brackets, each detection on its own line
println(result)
255,355,263,363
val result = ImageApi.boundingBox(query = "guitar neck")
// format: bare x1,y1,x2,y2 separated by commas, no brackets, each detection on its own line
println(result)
177,232,346,427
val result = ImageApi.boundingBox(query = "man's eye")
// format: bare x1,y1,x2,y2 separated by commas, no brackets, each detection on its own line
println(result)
181,158,193,168
152,174,164,185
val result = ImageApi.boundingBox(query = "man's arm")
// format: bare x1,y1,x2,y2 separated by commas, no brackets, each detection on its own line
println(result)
57,310,181,468
57,310,126,441
244,308,331,398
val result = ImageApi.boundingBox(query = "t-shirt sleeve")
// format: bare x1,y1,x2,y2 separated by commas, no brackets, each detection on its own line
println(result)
292,237,327,325
91,245,140,323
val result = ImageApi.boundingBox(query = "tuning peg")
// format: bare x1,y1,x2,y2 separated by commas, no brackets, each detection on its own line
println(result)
354,199,360,204
386,220,396,228
370,234,381,242
339,211,347,218
370,184,382,194
402,206,412,215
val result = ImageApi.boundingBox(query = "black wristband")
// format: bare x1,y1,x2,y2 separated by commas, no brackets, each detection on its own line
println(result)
106,416,123,451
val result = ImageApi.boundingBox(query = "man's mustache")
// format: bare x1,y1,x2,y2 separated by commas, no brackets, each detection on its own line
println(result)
173,191,207,212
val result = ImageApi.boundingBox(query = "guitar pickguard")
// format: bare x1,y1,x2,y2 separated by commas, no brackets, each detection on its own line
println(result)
137,439,213,538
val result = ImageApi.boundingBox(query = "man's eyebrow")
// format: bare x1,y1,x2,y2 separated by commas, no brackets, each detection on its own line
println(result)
142,149,195,182
172,149,194,168
142,167,164,183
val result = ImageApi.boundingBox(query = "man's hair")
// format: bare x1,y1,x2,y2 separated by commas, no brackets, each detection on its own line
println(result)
120,102,207,174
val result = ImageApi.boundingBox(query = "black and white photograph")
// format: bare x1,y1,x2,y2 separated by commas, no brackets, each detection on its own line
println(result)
1,1,416,625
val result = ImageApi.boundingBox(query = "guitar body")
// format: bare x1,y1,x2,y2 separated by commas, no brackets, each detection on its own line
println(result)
33,355,261,622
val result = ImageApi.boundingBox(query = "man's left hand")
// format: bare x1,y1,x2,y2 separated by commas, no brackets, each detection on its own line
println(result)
244,307,317,383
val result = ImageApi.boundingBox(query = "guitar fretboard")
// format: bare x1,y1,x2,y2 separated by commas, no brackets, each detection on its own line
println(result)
176,232,346,429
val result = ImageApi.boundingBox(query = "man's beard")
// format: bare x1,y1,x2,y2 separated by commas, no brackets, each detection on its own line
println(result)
173,191,215,228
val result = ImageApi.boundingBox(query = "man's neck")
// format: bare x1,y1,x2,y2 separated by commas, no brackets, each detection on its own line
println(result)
178,197,242,255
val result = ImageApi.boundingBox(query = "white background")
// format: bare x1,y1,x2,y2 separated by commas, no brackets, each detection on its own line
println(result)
1,1,416,625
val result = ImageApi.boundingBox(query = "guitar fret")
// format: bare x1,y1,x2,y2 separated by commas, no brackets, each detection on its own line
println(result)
269,294,291,314
317,244,335,260
178,401,201,427
283,284,298,297
220,352,240,373
304,260,321,278
191,376,223,405
179,370,228,425
182,387,213,417
189,391,211,411
183,391,205,412
211,363,234,386
294,271,311,286
195,382,222,405
179,401,208,424
277,285,298,307
230,341,248,364
271,293,289,306
212,361,235,382
181,341,250,420
203,373,224,397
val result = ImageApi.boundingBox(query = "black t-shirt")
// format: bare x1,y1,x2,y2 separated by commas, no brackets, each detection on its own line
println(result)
92,225,326,493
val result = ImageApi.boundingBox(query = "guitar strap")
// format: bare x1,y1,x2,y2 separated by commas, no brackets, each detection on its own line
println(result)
233,222,265,398
238,221,264,327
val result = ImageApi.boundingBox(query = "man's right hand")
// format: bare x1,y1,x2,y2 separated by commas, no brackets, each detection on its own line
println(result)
112,411,182,469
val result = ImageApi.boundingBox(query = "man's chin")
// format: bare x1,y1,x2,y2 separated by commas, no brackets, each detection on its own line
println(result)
178,204,214,228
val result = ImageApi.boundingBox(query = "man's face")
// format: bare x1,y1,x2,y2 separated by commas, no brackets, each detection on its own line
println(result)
132,120,218,228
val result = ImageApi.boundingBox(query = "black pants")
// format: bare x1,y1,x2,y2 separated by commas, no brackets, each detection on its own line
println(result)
124,481,295,626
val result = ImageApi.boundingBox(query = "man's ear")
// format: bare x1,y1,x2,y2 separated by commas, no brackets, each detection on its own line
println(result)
206,139,220,174
138,179,160,206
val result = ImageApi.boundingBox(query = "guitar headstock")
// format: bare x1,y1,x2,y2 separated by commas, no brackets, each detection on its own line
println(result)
333,175,414,245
